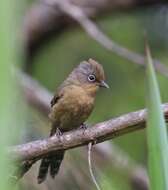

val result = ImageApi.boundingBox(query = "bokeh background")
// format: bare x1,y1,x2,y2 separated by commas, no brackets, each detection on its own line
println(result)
3,1,168,190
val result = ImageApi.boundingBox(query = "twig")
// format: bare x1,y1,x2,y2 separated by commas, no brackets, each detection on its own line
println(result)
88,142,101,190
40,0,168,77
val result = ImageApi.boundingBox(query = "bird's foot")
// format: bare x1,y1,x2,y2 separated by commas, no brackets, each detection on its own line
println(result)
80,123,88,130
55,128,63,136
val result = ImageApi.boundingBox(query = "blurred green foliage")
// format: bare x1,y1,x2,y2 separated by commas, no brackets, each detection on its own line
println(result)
146,42,168,190
0,0,24,189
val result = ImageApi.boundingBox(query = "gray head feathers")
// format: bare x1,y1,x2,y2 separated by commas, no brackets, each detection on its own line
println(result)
63,58,106,87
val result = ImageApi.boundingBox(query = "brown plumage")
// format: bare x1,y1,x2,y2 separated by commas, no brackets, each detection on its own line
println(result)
37,58,109,183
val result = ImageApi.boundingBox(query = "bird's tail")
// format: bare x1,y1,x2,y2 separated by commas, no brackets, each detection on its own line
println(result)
37,150,65,184
37,125,64,184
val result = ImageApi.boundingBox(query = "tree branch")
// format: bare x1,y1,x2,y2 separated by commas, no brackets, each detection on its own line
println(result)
20,71,51,116
15,71,168,162
24,0,168,76
10,99,168,161
24,0,168,60
43,0,168,77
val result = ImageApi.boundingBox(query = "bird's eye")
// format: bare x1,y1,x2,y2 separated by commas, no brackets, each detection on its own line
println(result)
88,74,96,82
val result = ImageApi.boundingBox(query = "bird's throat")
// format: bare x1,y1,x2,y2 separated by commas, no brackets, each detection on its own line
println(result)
84,84,99,97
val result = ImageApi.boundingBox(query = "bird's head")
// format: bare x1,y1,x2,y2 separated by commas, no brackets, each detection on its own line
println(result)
68,58,109,96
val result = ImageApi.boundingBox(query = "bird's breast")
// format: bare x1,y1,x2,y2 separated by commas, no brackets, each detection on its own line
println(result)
49,86,95,131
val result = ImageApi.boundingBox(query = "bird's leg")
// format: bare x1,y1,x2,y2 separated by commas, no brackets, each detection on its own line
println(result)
80,123,88,130
55,128,63,136
52,128,62,143
80,124,97,144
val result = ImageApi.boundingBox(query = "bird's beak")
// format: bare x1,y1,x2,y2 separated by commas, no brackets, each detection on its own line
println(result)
100,81,109,88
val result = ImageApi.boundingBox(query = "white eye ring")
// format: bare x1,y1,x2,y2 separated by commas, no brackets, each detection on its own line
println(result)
88,74,96,82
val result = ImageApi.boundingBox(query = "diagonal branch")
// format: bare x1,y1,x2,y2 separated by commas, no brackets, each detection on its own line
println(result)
20,71,51,116
10,98,168,161
15,71,168,161
24,0,168,65
48,0,168,77
26,0,168,77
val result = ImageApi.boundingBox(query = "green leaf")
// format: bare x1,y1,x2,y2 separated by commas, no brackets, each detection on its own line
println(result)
145,42,168,190
0,0,22,189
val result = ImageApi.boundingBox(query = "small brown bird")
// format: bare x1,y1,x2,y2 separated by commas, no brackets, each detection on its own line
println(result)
37,58,109,183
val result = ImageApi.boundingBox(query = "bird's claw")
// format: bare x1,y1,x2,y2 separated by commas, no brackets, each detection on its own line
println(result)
80,123,88,130
55,128,62,136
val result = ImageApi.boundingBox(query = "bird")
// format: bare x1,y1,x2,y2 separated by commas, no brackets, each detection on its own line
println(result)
37,58,109,184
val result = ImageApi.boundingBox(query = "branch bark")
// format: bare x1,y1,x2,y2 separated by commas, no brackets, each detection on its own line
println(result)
10,100,168,161
14,71,168,163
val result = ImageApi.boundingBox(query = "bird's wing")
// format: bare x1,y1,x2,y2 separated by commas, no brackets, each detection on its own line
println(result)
50,94,59,107
50,87,64,107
